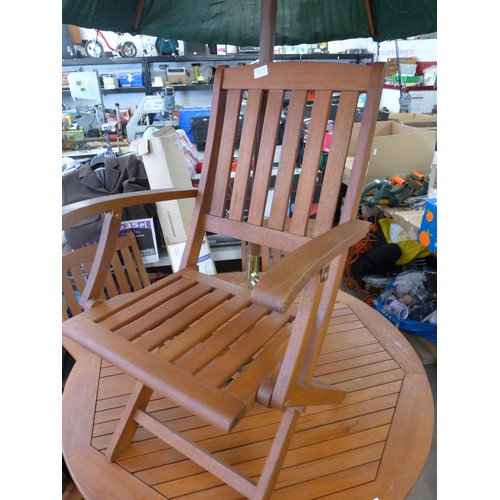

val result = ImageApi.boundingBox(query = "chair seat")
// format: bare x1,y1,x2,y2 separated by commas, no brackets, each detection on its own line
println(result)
63,268,296,433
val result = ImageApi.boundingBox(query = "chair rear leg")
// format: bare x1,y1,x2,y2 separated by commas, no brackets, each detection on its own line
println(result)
105,382,153,461
253,407,300,499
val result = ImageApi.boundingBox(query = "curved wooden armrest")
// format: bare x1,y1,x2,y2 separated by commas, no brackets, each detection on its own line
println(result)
251,219,371,313
62,188,198,230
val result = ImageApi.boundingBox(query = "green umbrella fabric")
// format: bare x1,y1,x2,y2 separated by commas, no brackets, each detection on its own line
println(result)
62,0,436,45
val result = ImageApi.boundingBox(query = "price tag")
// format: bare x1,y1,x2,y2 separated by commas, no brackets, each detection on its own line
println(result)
253,65,268,79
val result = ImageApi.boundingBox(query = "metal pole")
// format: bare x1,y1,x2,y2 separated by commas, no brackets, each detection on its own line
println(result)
259,0,277,63
246,0,278,287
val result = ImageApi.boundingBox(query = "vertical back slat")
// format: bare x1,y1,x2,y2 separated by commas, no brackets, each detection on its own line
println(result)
247,89,284,225
127,231,151,288
103,262,120,297
289,90,332,235
210,89,243,217
229,89,263,221
340,63,387,225
62,234,152,319
109,252,130,294
62,273,82,318
69,264,88,296
182,62,385,274
119,247,143,291
314,90,359,235
268,89,307,231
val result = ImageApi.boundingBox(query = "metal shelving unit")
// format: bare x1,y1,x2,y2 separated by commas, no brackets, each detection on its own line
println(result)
62,52,374,97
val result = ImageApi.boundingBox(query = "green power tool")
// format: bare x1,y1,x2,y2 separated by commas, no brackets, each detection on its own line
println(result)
408,171,430,196
361,176,414,207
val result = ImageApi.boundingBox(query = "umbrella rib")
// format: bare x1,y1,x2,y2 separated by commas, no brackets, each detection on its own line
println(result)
133,0,145,31
364,0,376,37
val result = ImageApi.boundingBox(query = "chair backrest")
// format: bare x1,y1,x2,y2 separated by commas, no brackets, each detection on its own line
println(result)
62,231,150,321
182,62,385,274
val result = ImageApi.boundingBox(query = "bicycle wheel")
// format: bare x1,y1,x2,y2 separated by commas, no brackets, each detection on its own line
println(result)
119,42,137,58
84,40,104,58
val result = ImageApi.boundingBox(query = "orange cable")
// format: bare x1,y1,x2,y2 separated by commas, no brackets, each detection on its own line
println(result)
342,207,383,305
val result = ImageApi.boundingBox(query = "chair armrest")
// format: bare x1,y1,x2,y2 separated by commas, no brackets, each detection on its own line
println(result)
251,219,371,313
62,187,198,230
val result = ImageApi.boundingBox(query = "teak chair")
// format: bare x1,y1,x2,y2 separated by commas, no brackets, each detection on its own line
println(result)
62,61,386,499
62,231,151,360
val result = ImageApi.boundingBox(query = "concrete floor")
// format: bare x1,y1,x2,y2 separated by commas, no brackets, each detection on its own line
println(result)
406,362,437,499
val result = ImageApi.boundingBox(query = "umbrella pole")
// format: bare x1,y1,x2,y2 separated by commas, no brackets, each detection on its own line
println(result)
245,0,278,287
246,0,277,288
259,0,277,64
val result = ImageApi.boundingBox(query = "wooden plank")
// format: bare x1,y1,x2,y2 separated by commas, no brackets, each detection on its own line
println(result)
83,271,184,322
314,349,392,376
200,312,290,386
210,88,243,217
268,89,307,230
402,332,437,365
339,291,425,374
111,251,131,293
228,89,263,220
247,89,285,225
175,303,268,373
315,90,358,233
157,296,250,361
101,278,202,334
290,90,331,235
62,351,102,458
137,288,232,352
221,62,378,92
152,424,387,498
66,446,165,500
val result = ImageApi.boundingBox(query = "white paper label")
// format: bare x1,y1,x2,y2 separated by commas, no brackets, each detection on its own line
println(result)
254,65,269,79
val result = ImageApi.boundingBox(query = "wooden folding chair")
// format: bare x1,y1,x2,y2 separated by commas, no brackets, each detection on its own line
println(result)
62,61,386,499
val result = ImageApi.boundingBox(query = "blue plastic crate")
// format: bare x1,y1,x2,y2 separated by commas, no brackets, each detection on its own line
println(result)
179,107,211,142
118,73,143,87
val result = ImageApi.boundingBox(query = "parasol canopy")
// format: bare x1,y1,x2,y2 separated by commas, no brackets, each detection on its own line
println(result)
62,0,437,48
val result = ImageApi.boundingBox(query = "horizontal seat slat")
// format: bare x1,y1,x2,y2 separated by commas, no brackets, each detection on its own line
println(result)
63,315,248,433
201,312,292,388
98,277,198,331
157,296,251,362
113,282,213,340
176,303,270,374
138,288,233,352
84,272,185,322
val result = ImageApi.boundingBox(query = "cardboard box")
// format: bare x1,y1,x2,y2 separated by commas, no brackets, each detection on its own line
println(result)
137,126,216,274
418,198,437,253
388,113,437,129
386,57,417,77
167,74,190,85
344,121,437,184
102,75,117,89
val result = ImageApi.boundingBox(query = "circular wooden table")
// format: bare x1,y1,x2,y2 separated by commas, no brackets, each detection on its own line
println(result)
63,287,434,499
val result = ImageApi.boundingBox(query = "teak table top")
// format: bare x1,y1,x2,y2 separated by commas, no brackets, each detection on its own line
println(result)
63,282,434,499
